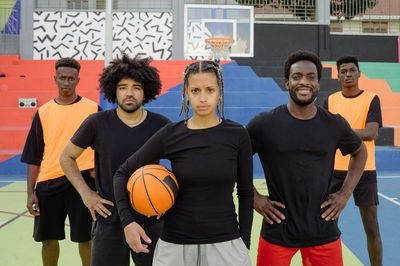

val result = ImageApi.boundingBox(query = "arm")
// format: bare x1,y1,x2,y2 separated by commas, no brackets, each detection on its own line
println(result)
26,164,40,216
354,96,382,141
246,116,286,225
353,122,379,141
22,112,43,216
60,141,113,220
236,131,254,249
321,142,367,221
113,126,167,253
254,186,286,224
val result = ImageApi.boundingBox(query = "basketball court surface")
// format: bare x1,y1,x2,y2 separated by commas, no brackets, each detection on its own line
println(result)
1,171,399,265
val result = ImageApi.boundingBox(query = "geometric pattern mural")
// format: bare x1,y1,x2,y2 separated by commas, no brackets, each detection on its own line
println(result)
33,11,172,60
184,21,210,60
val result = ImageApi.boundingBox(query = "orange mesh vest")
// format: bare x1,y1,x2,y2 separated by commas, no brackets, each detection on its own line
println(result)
328,91,376,171
37,97,97,182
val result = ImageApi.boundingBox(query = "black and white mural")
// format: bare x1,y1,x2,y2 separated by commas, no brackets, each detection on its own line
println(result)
33,11,173,60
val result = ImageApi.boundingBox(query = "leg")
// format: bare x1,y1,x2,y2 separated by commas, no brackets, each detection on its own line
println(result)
353,181,382,266
256,236,298,266
201,238,252,266
359,205,382,266
300,238,343,266
42,240,60,266
34,190,67,266
91,221,130,266
152,239,192,266
131,220,163,266
66,172,95,266
79,241,92,266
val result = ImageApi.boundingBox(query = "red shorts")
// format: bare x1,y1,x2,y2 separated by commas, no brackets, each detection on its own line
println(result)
257,236,343,266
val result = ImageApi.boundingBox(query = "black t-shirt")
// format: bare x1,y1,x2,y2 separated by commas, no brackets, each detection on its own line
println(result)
246,105,362,248
323,91,382,183
20,96,101,195
71,109,171,225
113,119,254,248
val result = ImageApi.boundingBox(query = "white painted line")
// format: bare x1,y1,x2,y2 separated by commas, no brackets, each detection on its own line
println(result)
378,176,400,179
0,181,25,183
378,192,400,207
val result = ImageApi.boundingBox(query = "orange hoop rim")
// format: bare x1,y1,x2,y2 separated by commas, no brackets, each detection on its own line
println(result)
205,37,234,49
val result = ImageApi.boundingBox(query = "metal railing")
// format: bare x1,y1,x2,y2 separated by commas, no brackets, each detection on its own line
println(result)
330,0,400,34
36,0,173,10
238,0,400,34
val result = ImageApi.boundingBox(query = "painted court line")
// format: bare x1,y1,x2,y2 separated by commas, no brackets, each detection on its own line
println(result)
378,192,400,207
0,210,29,229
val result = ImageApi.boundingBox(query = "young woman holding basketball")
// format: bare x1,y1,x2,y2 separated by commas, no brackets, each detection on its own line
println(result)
113,61,254,266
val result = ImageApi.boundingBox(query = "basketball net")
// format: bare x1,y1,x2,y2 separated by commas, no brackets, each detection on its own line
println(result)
205,38,234,61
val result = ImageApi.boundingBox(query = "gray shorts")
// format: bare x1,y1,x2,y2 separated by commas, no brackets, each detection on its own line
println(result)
153,238,252,266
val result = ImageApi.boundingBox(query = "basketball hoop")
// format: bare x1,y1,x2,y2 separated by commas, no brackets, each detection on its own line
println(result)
205,38,235,61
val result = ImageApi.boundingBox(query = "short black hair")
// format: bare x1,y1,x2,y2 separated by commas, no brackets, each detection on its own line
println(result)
284,50,322,81
336,55,359,71
99,54,162,104
55,57,81,73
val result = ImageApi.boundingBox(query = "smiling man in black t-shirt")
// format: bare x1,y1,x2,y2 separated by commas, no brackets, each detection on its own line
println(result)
247,50,368,266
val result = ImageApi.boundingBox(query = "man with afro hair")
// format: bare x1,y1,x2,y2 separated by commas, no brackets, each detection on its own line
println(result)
60,54,171,266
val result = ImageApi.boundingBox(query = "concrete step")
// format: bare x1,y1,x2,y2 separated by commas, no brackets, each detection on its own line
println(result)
167,77,282,92
0,127,29,151
273,77,342,93
0,90,99,108
147,106,276,126
251,66,333,78
148,91,289,108
0,108,36,127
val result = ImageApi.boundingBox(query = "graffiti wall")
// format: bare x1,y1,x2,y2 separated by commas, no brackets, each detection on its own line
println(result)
33,11,173,60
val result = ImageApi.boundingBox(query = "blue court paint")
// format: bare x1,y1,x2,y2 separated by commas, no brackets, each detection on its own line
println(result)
339,172,400,266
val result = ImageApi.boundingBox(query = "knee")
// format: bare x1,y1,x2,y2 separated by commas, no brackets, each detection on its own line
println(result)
360,209,380,237
364,222,381,238
42,240,59,250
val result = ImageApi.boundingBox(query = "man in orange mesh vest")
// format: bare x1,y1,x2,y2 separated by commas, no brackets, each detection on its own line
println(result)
21,58,101,266
324,55,383,266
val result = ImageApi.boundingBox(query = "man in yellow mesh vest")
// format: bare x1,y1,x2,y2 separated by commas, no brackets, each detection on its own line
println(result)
324,56,383,266
21,58,101,266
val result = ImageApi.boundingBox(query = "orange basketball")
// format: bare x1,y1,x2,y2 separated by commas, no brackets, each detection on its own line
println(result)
126,164,179,216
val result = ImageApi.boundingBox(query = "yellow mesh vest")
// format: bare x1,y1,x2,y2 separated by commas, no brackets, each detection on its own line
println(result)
328,91,377,171
37,97,97,182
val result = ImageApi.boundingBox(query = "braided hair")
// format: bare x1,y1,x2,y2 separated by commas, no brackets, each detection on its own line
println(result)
179,61,224,123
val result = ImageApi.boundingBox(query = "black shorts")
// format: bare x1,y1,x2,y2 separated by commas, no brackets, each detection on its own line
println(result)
330,171,379,207
33,172,95,242
91,219,163,266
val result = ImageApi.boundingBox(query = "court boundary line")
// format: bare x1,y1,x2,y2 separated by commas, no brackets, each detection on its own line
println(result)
0,210,29,229
378,192,400,206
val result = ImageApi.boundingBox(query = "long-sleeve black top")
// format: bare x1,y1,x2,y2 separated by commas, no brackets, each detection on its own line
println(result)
113,119,254,248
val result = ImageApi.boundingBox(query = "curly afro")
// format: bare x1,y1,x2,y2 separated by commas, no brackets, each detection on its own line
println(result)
99,54,162,104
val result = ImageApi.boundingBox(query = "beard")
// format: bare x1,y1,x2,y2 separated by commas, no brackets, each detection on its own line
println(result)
118,98,143,113
289,88,318,106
